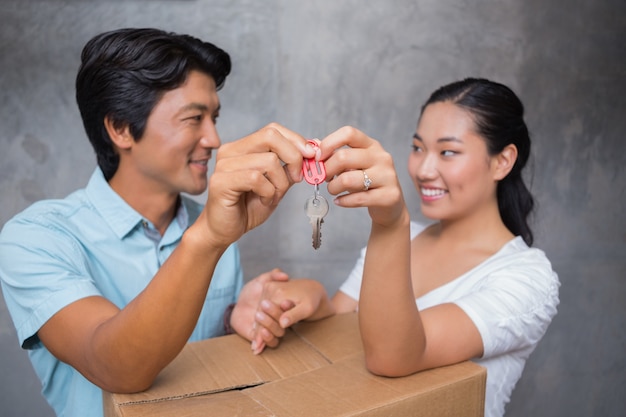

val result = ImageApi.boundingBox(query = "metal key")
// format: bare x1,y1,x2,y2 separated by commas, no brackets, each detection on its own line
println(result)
305,190,329,249
302,139,329,249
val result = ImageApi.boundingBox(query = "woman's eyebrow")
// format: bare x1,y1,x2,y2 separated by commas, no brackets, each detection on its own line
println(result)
413,133,463,143
438,136,463,144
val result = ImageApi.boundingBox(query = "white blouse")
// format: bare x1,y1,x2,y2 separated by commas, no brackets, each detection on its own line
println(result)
339,221,560,417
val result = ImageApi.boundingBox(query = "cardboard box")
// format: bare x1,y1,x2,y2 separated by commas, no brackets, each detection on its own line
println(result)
103,312,486,416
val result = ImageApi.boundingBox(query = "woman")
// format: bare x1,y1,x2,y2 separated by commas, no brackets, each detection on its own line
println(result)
246,78,560,417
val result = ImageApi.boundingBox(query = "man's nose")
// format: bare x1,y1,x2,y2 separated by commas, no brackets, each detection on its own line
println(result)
200,121,221,148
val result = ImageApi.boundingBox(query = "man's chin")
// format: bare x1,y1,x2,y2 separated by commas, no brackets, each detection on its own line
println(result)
184,182,209,196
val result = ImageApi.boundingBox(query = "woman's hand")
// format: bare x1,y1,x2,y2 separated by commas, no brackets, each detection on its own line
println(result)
232,270,335,355
230,269,292,354
319,126,409,229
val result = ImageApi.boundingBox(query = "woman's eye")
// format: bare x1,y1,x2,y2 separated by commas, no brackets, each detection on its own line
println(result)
441,150,457,157
412,144,423,152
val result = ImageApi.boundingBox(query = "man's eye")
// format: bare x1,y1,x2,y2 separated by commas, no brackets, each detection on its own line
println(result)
183,114,202,123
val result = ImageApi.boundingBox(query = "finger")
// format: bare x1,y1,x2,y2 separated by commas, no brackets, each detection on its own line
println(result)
326,146,374,174
259,327,280,349
215,152,291,202
269,123,318,160
219,123,316,183
221,123,311,156
269,268,289,282
251,326,277,354
279,299,296,311
208,168,279,208
251,338,265,355
202,170,280,247
255,307,287,338
332,171,403,209
259,299,287,324
318,126,376,161
278,302,316,329
252,268,287,286
250,321,263,353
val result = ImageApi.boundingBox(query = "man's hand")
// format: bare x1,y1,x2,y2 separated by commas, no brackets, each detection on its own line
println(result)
192,123,315,251
233,272,336,354
230,269,294,354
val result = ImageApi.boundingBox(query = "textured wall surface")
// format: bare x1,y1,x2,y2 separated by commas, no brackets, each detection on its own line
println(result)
1,1,624,416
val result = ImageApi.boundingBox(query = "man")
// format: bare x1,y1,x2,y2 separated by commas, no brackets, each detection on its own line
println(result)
0,28,332,417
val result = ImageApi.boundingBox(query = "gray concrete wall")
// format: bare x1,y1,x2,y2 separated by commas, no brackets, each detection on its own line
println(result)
1,1,623,416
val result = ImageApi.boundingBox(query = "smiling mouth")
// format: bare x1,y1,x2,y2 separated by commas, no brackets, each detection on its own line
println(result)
421,187,447,197
189,154,211,165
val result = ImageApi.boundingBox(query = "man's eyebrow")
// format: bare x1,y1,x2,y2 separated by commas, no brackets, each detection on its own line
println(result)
177,102,221,116
179,103,209,113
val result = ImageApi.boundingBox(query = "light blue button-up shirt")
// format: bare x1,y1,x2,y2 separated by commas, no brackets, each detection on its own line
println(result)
0,168,243,417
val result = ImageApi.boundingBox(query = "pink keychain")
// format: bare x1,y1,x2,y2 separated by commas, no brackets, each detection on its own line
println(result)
302,140,326,185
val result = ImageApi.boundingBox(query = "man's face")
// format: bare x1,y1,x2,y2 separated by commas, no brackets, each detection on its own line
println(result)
126,70,222,197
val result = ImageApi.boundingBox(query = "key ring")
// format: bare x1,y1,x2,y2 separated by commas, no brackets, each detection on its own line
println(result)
302,140,326,186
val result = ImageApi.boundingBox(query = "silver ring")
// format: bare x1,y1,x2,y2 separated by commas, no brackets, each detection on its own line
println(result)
363,170,372,191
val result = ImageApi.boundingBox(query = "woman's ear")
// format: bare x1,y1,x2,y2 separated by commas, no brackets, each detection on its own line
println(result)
493,144,518,181
104,116,133,150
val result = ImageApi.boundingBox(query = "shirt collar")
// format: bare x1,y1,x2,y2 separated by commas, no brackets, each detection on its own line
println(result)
84,168,190,240
175,198,190,230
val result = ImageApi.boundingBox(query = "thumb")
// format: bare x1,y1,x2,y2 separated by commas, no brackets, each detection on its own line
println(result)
269,268,289,282
278,302,311,328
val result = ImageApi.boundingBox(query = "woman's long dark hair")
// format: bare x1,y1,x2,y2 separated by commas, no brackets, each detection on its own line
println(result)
420,78,535,245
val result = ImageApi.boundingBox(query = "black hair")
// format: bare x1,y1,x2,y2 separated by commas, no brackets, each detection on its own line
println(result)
75,28,231,180
420,78,535,245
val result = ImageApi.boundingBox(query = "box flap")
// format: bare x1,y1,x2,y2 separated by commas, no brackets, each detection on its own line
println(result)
292,312,363,361
244,353,486,417
106,328,330,406
106,390,274,417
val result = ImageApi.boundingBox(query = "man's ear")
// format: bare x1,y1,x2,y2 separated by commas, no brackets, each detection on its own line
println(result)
104,116,133,150
493,144,518,181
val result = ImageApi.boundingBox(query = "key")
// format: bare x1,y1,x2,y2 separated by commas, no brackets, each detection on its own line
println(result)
305,193,329,249
302,139,329,249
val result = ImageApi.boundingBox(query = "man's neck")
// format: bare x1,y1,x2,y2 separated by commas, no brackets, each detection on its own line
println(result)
109,174,180,236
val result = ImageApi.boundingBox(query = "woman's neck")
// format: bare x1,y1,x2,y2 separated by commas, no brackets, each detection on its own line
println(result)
430,203,514,252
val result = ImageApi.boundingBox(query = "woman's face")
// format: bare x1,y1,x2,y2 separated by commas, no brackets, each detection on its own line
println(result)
408,101,501,222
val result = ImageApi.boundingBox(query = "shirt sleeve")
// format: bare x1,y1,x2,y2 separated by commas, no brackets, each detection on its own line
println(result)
338,245,367,301
453,248,560,358
0,216,101,349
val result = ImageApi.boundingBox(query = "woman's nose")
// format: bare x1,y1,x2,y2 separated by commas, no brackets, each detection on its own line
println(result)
415,153,438,180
